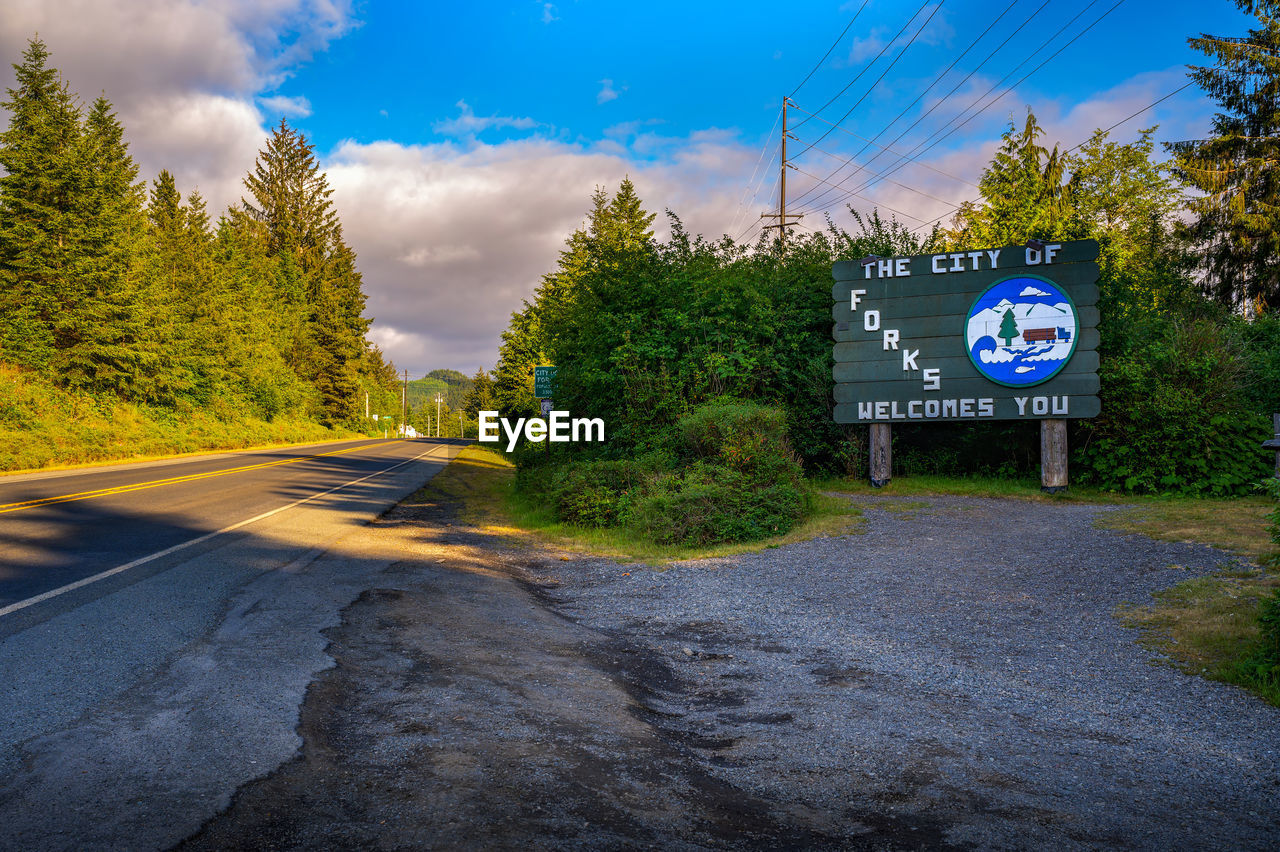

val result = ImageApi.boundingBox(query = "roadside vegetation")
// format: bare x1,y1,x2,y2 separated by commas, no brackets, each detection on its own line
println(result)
0,362,358,472
0,39,405,471
442,2,1280,701
418,444,862,563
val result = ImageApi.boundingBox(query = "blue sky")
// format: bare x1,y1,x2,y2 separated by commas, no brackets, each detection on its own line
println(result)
0,0,1259,375
282,0,1249,153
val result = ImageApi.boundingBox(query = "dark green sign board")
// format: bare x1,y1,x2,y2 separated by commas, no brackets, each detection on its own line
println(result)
534,365,557,399
832,240,1100,423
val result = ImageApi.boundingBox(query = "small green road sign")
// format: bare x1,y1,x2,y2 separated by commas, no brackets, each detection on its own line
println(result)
534,365,557,399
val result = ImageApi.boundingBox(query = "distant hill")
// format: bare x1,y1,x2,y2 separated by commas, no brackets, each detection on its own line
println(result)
405,369,474,413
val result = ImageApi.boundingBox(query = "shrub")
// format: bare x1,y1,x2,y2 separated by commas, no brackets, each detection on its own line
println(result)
623,462,809,545
1075,317,1273,495
1233,589,1280,697
548,458,651,528
521,400,812,546
679,399,804,480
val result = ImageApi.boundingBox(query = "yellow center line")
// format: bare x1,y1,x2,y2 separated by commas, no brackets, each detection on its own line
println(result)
0,441,402,515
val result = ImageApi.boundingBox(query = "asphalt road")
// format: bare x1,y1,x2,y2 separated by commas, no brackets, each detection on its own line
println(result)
0,437,462,851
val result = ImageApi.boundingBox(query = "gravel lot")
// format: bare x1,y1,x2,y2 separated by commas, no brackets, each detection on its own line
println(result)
186,492,1279,850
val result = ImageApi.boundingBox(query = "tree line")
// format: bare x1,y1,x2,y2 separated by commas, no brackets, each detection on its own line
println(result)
0,38,400,428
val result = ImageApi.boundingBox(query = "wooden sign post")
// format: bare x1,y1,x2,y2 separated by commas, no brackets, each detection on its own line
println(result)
830,240,1101,492
870,424,892,487
1041,419,1068,493
1264,413,1280,479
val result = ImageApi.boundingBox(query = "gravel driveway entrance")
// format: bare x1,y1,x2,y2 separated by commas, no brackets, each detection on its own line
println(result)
183,494,1279,850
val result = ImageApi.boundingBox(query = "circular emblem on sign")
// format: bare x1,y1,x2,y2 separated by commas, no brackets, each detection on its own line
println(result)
964,275,1078,387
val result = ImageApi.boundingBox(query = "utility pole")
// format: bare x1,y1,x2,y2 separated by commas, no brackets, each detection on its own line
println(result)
759,96,803,247
401,370,408,438
459,411,464,439
435,393,443,438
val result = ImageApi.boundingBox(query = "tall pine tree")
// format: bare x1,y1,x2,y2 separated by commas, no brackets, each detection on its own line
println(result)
1168,0,1280,309
0,38,82,369
950,110,1073,247
60,95,151,397
241,120,369,424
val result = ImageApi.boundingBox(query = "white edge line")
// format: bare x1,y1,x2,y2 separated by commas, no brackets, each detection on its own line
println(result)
0,444,448,620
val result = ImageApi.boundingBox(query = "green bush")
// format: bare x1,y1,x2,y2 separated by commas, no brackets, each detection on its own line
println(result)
517,401,812,546
1075,317,1273,495
679,400,800,474
623,461,809,546
1233,589,1280,697
548,458,650,528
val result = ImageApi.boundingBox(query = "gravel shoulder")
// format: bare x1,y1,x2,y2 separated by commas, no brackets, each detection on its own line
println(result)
183,492,1280,850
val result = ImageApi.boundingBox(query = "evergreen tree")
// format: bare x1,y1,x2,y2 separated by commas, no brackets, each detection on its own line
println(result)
950,110,1073,247
998,308,1019,346
61,95,150,398
0,38,82,368
601,176,656,251
148,170,181,233
462,368,496,416
241,120,370,424
1168,0,1280,309
493,179,659,418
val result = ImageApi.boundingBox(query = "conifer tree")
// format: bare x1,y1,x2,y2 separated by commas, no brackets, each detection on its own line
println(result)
0,38,82,368
463,368,496,416
951,111,1073,247
1168,0,1280,309
241,120,371,424
60,95,152,397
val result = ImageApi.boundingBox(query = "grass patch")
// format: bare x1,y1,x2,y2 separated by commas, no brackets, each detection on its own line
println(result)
1100,497,1277,565
1119,568,1280,706
813,472,1131,502
420,445,864,563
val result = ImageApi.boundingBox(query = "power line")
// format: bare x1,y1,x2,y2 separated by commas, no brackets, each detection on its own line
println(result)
790,133,960,207
788,163,928,224
735,154,782,243
788,0,871,98
791,0,935,133
790,0,1050,214
791,1,947,160
909,66,1185,235
1063,80,1194,154
807,0,1126,218
785,0,1021,211
786,103,978,188
728,107,782,237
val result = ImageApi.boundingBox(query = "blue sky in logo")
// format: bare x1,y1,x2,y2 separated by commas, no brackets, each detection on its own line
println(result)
966,277,1077,386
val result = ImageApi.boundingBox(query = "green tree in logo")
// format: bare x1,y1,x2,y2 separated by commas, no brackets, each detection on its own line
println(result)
998,308,1019,347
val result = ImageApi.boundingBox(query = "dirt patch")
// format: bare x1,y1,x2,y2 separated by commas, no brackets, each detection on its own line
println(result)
179,496,948,850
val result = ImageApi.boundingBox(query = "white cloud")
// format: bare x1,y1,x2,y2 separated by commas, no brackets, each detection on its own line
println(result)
1020,286,1049,297
541,3,558,24
596,79,619,105
0,0,357,214
124,93,268,212
258,94,312,118
846,30,887,65
323,133,756,374
432,99,541,138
